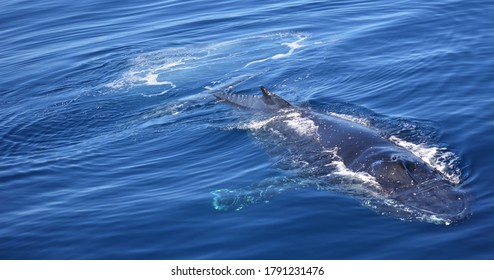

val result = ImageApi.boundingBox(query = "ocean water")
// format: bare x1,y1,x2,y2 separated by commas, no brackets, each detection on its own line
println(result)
1,0,493,259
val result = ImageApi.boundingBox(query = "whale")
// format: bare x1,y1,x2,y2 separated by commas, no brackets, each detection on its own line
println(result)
211,86,469,224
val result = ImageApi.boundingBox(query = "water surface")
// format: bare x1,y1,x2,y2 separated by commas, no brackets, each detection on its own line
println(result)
1,0,494,259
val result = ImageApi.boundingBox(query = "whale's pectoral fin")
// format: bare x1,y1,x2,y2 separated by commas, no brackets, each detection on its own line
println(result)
213,86,291,111
212,185,286,211
212,188,270,211
211,176,316,211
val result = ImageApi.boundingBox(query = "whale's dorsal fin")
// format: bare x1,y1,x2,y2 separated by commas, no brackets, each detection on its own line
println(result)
260,86,291,108
214,86,291,110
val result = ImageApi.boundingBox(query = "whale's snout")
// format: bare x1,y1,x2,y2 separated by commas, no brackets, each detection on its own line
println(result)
366,152,470,223
392,179,469,221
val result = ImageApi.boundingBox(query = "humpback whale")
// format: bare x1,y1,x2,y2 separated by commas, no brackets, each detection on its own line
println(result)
212,86,469,224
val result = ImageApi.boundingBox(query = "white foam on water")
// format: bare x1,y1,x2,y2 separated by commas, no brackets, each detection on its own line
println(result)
389,135,461,184
153,60,186,71
105,58,184,96
364,198,454,225
322,148,382,195
282,111,319,137
106,32,309,96
239,117,277,131
245,34,307,67
238,109,320,140
425,214,452,226
204,73,258,93
329,112,371,126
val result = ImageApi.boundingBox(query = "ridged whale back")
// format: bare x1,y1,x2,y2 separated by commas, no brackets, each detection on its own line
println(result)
214,86,291,111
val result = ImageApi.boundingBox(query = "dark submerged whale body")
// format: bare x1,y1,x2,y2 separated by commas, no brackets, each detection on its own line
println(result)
212,86,470,225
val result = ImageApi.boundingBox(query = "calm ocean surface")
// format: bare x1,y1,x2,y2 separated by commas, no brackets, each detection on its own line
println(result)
1,0,493,259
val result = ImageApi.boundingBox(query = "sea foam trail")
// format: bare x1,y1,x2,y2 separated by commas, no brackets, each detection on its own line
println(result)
105,33,309,97
245,35,307,67
105,60,181,96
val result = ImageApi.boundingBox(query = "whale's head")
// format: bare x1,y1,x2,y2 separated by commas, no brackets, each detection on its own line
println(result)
357,148,469,224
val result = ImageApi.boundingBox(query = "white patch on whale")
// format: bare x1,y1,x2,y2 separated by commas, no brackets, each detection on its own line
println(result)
322,147,382,195
239,109,319,139
282,111,319,137
389,136,461,184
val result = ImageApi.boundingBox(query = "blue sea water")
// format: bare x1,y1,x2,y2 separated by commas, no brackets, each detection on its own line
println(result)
1,0,493,259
